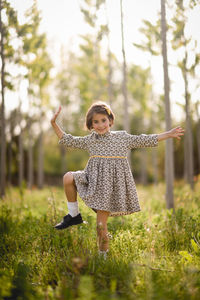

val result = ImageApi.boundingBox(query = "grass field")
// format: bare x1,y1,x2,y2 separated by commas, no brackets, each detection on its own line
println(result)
0,180,200,299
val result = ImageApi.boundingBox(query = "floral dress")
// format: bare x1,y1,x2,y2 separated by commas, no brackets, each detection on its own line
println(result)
59,130,158,217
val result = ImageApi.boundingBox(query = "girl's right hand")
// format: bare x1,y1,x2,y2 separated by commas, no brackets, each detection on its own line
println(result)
51,106,61,124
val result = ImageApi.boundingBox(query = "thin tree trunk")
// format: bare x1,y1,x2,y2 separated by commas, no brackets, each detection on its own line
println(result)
151,116,159,185
140,149,147,185
7,141,12,185
18,98,24,186
94,37,100,99
183,130,188,180
120,0,131,166
37,130,44,189
150,83,158,185
27,118,34,189
0,0,6,197
7,115,14,185
161,0,174,209
60,146,67,174
120,0,129,133
196,102,200,174
183,48,194,189
18,129,24,186
105,0,113,107
152,148,158,184
28,140,33,189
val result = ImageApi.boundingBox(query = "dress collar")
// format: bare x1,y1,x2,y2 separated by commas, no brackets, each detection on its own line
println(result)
92,130,111,139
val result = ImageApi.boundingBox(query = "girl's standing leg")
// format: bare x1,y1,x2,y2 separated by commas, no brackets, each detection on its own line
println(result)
96,210,110,253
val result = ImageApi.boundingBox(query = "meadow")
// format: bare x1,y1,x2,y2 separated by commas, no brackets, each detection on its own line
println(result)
0,180,200,300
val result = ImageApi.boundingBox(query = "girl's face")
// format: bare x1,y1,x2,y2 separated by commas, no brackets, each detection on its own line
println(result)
92,113,112,135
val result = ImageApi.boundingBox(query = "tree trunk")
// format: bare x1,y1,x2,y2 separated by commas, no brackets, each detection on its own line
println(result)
152,148,158,184
183,49,194,189
161,0,174,209
60,146,67,174
7,141,12,185
150,93,158,184
37,131,44,189
94,37,100,99
28,140,34,189
140,149,147,185
27,118,34,189
7,116,14,185
18,129,24,186
105,0,113,107
120,0,131,165
18,99,24,187
0,0,6,197
120,0,129,133
196,102,200,174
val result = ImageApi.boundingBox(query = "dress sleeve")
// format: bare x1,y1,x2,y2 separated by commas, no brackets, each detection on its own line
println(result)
125,132,158,149
58,133,88,150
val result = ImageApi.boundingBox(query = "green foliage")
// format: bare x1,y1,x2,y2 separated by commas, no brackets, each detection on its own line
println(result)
1,182,200,299
133,19,161,56
1,0,19,91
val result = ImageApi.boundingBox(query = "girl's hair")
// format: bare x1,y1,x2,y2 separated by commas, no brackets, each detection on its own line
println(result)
85,101,115,130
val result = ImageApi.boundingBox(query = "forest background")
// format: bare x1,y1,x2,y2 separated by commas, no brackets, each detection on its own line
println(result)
1,1,200,299
0,0,200,194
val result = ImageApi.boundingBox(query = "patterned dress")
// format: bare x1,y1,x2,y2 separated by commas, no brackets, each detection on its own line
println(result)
59,130,158,217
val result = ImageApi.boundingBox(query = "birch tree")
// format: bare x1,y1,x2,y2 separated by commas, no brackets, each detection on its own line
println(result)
120,0,129,134
161,0,174,209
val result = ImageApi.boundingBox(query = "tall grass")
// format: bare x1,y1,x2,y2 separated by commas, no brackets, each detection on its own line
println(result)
0,180,200,299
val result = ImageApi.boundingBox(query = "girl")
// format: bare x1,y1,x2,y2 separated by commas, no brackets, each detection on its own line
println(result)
51,101,184,258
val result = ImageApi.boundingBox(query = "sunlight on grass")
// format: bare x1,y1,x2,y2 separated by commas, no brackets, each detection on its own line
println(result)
1,180,200,299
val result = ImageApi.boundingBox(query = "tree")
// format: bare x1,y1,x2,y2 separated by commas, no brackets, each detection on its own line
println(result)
105,0,113,106
196,101,200,174
128,64,153,183
0,0,18,197
55,49,79,174
120,0,131,167
0,0,6,197
133,19,161,184
20,1,52,189
161,0,174,209
120,0,129,134
171,0,200,189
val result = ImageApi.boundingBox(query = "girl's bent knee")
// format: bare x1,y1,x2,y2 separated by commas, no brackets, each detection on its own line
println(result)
63,172,74,185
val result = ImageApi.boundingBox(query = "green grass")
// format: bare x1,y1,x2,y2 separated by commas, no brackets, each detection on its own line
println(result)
0,180,200,300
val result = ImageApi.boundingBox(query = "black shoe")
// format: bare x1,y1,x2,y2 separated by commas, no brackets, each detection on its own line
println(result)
54,213,83,230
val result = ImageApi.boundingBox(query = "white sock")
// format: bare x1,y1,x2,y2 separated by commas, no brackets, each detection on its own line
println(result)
67,201,79,217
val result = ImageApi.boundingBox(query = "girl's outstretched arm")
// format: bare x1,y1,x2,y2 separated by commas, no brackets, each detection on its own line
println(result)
51,106,65,139
157,126,184,142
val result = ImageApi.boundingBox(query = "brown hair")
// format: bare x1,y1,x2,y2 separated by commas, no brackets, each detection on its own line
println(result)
85,101,115,130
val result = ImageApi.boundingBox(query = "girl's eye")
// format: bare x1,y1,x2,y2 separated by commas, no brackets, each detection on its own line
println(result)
102,119,106,122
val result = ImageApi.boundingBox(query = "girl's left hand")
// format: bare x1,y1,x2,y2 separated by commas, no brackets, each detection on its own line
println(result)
169,126,185,140
51,106,62,124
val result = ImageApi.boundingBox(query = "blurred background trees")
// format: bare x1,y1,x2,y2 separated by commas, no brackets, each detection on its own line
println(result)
0,0,199,198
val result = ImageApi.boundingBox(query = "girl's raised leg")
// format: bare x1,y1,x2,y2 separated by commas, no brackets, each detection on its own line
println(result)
54,172,83,229
63,172,77,202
